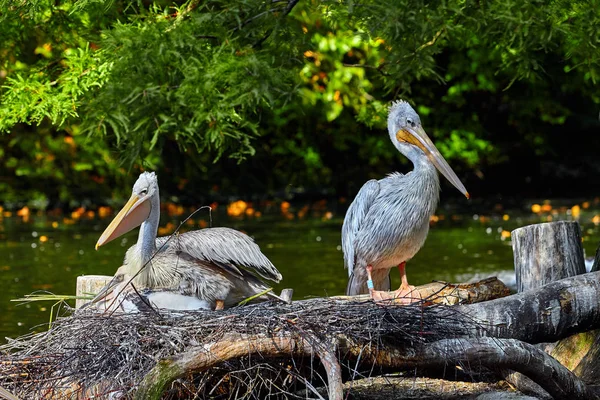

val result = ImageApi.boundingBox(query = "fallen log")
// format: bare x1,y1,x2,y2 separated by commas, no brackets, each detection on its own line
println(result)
457,271,600,342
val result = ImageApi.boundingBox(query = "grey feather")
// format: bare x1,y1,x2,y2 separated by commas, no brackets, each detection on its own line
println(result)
155,227,281,282
341,179,380,276
343,170,439,295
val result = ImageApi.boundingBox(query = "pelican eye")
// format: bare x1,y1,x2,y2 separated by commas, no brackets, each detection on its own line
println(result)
406,117,416,128
140,189,148,195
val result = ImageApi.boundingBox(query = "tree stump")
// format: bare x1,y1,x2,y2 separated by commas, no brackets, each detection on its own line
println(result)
512,221,586,292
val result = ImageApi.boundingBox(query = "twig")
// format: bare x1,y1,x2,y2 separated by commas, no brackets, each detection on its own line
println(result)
237,287,274,306
415,29,444,52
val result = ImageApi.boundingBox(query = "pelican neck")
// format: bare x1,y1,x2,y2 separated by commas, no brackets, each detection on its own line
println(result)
136,194,160,265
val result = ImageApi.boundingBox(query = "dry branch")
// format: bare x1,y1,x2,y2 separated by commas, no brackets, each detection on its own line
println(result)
134,333,341,400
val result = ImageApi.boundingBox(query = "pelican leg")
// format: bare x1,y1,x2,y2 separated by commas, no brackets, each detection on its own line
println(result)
365,264,375,297
367,264,395,302
392,262,420,304
215,299,225,311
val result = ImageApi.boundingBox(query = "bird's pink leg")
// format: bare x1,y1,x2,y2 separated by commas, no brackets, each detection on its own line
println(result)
392,262,420,304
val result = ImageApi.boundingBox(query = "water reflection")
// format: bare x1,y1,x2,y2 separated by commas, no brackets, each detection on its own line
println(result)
1,203,599,342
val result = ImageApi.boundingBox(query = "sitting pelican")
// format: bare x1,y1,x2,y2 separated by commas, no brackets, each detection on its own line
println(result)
92,171,282,311
342,100,469,302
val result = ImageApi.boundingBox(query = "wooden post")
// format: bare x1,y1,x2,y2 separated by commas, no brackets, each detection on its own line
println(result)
75,275,112,309
512,221,585,292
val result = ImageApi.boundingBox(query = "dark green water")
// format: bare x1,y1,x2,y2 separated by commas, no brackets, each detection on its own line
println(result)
1,202,599,342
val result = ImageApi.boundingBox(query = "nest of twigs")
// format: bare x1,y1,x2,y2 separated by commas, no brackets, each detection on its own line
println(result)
0,298,479,399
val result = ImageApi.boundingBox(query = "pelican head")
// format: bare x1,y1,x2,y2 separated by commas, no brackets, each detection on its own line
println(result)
388,100,469,198
96,172,159,249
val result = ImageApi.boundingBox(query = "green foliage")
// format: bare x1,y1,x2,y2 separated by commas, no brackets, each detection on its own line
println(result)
81,1,304,163
0,46,111,130
0,0,599,203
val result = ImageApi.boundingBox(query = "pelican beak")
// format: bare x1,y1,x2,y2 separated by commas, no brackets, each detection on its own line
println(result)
96,193,152,250
397,127,470,199
84,272,125,307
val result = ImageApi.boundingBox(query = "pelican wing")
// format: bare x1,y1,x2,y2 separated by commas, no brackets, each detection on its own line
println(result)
155,227,282,282
174,251,280,308
341,179,380,276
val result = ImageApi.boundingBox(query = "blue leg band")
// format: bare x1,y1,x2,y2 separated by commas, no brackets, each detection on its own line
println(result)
367,279,374,290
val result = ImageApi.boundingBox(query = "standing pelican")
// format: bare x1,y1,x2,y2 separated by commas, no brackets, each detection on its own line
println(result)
342,100,469,301
93,171,282,311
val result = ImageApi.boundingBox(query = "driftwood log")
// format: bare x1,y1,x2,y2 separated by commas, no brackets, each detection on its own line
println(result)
333,277,510,306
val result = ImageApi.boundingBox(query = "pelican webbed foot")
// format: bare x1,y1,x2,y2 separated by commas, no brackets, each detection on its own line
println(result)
366,262,422,304
214,299,225,311
369,286,421,304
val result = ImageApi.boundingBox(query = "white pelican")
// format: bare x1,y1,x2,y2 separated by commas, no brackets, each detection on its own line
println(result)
92,171,282,311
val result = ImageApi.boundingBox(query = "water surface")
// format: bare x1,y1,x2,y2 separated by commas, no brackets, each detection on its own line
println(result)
1,201,598,341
